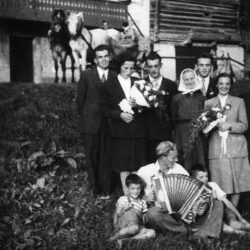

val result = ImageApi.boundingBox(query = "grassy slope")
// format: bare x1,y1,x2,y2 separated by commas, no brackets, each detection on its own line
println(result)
0,82,250,250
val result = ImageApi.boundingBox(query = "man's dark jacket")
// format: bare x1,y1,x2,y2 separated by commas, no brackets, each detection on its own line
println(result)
77,67,117,135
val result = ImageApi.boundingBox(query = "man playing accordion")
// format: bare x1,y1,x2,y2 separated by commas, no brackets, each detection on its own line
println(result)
137,141,224,246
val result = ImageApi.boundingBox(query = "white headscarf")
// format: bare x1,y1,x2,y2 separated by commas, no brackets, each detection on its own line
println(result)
178,68,202,95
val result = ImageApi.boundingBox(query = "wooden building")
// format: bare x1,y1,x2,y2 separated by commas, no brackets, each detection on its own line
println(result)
240,0,250,76
149,0,245,80
0,0,247,82
0,0,129,83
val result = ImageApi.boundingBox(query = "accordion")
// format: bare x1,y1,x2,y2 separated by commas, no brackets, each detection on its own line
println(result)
151,174,212,224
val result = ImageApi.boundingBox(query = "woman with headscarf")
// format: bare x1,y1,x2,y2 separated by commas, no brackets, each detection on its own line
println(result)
171,68,205,172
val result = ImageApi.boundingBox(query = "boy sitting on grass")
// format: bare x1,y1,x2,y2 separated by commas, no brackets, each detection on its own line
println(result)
191,164,250,234
110,174,156,248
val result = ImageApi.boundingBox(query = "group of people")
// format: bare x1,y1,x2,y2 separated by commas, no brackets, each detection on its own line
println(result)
76,45,177,196
76,44,250,247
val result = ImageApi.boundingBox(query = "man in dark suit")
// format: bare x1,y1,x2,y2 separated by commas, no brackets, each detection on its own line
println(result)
196,52,217,99
77,44,116,196
145,52,178,163
196,52,217,171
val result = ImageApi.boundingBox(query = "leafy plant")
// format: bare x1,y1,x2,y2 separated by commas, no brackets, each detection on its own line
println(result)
1,82,250,250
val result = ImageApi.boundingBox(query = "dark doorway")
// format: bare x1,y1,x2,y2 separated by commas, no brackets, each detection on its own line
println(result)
175,46,210,80
10,36,33,82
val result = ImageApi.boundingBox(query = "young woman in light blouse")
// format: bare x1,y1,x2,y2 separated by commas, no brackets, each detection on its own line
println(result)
204,72,250,226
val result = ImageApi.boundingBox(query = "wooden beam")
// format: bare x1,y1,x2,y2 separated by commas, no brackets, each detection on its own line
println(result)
157,32,241,43
162,0,240,7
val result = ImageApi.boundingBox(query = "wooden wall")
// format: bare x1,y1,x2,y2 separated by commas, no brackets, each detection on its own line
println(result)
0,0,128,29
240,0,250,76
150,0,241,43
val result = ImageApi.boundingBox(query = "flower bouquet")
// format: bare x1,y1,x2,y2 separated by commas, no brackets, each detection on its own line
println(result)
185,104,231,155
130,79,166,108
118,79,166,114
118,98,134,114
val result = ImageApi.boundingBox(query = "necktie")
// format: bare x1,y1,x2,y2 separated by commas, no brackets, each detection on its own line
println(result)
202,79,206,96
101,73,106,83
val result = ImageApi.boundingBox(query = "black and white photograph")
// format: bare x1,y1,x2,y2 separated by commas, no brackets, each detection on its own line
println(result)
1,0,250,249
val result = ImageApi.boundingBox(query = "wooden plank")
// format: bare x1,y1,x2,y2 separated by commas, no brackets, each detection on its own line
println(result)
159,21,237,30
0,0,128,28
157,26,240,36
160,8,237,19
157,32,241,43
159,20,237,30
159,13,237,25
157,26,237,34
151,0,240,44
161,2,236,10
167,0,240,6
162,0,239,11
160,2,238,19
161,5,237,18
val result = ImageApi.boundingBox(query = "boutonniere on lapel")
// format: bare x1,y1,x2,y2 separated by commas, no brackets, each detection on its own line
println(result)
208,91,214,96
224,104,231,111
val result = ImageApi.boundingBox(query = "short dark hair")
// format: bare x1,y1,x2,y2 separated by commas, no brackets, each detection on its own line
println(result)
125,174,146,198
52,9,66,23
94,44,110,57
191,164,207,178
145,52,162,64
215,72,233,86
196,52,213,65
116,53,135,72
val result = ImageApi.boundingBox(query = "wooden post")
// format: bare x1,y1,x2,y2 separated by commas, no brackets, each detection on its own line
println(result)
152,0,160,43
240,0,250,78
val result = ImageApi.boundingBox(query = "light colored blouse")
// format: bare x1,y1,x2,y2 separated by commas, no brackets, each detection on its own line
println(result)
118,74,131,100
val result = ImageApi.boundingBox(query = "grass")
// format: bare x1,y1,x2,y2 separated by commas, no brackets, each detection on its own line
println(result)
1,82,250,250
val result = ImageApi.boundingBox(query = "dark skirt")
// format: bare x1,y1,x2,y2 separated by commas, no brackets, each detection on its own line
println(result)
109,137,147,171
175,122,205,172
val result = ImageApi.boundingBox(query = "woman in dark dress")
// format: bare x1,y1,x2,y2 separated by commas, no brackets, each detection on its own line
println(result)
101,54,147,194
171,68,205,172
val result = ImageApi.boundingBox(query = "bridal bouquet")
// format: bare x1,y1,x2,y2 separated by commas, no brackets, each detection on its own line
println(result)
130,79,166,108
185,104,231,155
118,79,166,114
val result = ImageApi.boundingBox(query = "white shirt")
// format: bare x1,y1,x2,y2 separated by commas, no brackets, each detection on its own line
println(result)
118,74,131,100
116,196,148,215
197,75,210,93
208,182,226,201
137,161,189,196
97,66,108,81
218,94,228,108
149,75,163,91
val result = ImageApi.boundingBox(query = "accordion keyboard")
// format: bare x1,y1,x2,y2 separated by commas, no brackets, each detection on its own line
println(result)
152,174,212,224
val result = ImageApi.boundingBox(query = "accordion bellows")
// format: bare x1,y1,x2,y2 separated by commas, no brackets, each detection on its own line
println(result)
152,174,212,224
